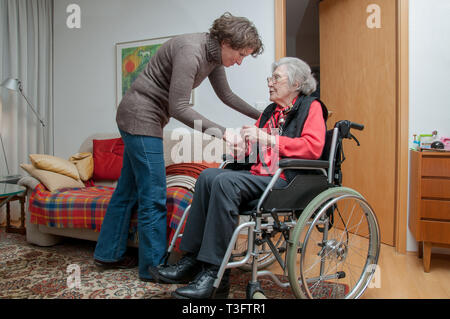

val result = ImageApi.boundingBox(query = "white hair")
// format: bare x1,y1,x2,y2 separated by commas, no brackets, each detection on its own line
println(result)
272,57,317,96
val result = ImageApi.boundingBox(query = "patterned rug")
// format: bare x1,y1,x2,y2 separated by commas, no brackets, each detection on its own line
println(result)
0,229,297,299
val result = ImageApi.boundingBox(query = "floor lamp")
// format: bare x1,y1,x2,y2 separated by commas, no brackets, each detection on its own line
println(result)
1,78,47,155
0,97,10,175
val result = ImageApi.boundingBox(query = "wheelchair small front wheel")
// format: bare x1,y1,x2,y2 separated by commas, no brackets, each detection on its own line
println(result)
252,292,267,299
287,187,380,299
246,281,267,299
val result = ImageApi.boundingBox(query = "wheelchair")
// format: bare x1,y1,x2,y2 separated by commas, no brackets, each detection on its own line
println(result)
165,120,380,299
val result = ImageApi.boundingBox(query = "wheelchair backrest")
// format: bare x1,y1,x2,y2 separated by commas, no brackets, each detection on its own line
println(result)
321,120,363,186
320,129,335,162
319,127,341,185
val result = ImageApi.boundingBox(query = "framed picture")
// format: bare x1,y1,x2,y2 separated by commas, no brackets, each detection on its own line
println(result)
115,36,195,107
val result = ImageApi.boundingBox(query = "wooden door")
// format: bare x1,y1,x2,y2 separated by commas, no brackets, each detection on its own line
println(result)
319,0,397,246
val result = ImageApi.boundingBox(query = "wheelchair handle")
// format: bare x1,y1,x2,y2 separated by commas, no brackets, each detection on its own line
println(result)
335,120,364,147
335,120,364,138
349,121,364,131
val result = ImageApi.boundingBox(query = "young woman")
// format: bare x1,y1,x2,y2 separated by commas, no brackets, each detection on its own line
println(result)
93,12,264,282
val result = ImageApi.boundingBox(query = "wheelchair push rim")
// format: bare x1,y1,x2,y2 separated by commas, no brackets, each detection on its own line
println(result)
287,187,380,299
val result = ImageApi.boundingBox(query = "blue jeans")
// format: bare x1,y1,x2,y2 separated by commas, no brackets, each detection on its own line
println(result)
94,129,167,279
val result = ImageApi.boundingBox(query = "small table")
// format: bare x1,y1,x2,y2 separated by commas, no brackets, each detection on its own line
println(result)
0,183,26,235
0,175,22,184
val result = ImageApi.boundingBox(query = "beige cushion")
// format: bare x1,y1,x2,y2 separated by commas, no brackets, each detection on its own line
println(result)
20,164,85,192
29,154,80,180
69,152,94,181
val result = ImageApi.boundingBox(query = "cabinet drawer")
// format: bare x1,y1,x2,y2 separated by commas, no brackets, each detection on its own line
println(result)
422,156,450,177
420,220,450,244
421,200,450,221
421,179,450,199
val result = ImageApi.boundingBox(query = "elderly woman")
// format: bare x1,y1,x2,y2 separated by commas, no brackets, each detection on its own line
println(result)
149,57,328,299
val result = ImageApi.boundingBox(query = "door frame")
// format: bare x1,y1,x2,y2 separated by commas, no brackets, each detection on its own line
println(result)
274,0,409,254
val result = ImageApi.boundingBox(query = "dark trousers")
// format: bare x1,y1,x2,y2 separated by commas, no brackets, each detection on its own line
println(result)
179,168,288,266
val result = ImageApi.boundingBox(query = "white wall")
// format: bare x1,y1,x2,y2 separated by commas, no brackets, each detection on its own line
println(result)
53,0,275,159
407,0,450,252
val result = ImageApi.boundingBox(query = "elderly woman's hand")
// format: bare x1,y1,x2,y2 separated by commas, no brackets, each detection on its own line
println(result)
223,128,247,159
223,128,244,146
241,126,276,147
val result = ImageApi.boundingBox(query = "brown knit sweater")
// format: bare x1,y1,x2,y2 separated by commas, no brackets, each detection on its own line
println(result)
116,33,261,138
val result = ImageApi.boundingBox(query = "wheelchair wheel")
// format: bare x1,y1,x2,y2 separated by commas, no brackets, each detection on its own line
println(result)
287,187,380,299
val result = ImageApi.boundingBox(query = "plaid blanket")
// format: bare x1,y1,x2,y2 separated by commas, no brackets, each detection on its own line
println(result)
29,184,116,231
29,184,193,248
166,187,193,252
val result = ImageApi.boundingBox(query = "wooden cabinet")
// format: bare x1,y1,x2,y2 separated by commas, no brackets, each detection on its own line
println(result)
409,150,450,272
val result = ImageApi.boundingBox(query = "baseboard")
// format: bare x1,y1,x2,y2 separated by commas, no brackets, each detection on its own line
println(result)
407,244,450,257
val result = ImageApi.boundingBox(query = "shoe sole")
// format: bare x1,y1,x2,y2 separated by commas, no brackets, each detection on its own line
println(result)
172,291,190,299
94,261,136,270
148,266,192,284
139,277,156,283
171,290,229,299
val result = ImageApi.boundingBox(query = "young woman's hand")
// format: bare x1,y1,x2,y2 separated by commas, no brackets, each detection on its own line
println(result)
241,126,276,147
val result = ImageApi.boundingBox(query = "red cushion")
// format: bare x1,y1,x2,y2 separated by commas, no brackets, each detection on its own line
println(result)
93,138,124,180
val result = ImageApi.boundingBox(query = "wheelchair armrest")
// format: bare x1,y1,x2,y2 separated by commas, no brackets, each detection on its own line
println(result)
279,158,329,169
222,154,235,162
221,154,254,171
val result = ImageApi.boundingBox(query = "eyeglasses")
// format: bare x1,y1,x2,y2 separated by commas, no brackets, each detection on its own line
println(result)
267,75,284,85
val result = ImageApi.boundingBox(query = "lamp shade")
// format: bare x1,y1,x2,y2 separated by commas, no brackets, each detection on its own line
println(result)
1,78,21,91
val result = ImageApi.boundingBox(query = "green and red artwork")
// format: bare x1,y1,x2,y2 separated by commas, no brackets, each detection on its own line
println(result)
116,36,172,107
121,44,162,97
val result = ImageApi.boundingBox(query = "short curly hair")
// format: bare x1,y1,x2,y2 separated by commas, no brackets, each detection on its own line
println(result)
209,12,264,57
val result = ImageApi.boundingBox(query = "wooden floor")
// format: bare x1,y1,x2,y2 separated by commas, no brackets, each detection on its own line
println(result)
364,244,450,299
265,243,450,299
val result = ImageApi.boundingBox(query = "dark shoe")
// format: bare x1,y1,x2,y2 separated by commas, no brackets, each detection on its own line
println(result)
148,255,201,284
139,276,156,283
94,255,138,269
172,268,230,299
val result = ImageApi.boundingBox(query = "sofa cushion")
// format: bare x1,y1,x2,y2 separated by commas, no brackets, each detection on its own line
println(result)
29,154,80,180
69,152,94,181
20,164,85,192
93,138,124,181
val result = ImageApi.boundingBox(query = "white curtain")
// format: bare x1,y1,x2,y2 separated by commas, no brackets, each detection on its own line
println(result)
0,0,53,177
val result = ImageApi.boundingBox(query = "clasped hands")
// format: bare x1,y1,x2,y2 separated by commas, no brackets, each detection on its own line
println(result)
224,126,276,157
